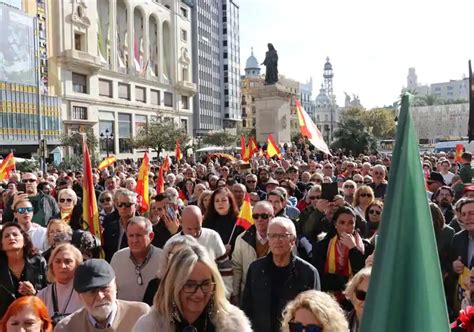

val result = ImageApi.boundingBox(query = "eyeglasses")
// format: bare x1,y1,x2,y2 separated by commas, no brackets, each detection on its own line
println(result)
288,322,322,332
344,185,355,189
16,207,34,214
246,180,256,183
355,180,363,184
252,213,272,220
267,233,293,240
373,171,384,176
182,281,216,294
22,179,36,183
309,196,320,200
369,209,381,215
355,289,367,301
100,197,112,203
59,198,73,203
324,166,332,169
360,193,372,198
117,202,135,208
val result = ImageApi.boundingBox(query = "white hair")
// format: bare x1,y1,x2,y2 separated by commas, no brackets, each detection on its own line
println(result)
268,217,296,237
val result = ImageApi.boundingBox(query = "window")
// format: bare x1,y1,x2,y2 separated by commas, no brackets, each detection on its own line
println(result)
151,89,160,105
74,33,84,51
99,112,115,155
135,86,146,103
180,29,187,42
223,40,227,47
118,113,132,153
164,92,173,107
99,79,112,97
181,96,189,109
72,73,87,93
180,7,188,18
118,83,130,100
72,106,87,120
135,114,147,136
223,52,228,59
180,119,188,132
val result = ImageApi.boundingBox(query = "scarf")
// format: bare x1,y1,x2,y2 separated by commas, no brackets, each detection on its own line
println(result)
325,235,352,277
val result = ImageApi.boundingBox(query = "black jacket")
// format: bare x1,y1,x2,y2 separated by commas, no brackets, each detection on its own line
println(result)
450,230,471,270
242,253,320,332
102,210,138,261
312,235,371,292
0,253,47,317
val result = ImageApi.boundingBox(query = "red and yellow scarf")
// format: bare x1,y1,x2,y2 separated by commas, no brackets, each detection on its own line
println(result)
325,235,352,277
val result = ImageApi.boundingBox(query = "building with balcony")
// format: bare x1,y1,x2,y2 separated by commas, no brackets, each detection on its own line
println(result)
48,0,196,159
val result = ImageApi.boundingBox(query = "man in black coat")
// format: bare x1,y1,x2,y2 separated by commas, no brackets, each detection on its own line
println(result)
242,217,320,332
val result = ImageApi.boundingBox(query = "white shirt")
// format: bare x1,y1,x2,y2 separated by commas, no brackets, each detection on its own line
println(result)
110,245,164,302
169,228,226,260
37,281,83,316
27,223,48,252
441,171,455,185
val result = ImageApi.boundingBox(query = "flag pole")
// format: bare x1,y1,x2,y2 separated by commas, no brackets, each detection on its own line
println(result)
227,222,238,245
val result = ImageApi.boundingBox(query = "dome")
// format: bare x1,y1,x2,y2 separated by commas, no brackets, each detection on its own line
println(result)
315,85,330,106
324,57,332,71
245,47,260,70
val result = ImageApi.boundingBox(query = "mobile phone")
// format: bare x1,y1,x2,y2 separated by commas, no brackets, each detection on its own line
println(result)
17,183,26,192
167,206,175,219
321,183,338,201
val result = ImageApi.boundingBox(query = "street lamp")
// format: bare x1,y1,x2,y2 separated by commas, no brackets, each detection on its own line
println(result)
100,129,114,158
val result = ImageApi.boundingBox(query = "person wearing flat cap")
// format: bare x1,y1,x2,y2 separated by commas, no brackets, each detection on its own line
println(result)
54,259,150,332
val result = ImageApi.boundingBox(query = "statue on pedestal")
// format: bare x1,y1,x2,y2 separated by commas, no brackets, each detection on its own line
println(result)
261,43,278,85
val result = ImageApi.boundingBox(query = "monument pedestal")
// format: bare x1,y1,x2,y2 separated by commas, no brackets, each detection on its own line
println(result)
253,83,292,145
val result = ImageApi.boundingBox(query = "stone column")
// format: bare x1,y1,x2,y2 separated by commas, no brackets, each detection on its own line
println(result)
253,84,292,145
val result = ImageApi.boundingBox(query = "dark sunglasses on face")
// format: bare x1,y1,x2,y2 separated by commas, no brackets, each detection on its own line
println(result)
288,322,322,332
59,198,73,203
369,209,381,215
344,185,355,189
355,180,363,184
252,213,272,220
355,289,367,301
117,202,134,208
100,197,112,203
246,180,256,183
16,207,34,214
360,193,372,198
22,179,36,183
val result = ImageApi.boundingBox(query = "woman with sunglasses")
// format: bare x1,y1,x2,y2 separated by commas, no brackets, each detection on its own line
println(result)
364,201,384,240
352,186,375,221
98,191,114,225
281,289,348,332
13,199,48,252
54,189,83,230
0,222,48,317
343,267,372,332
133,244,252,331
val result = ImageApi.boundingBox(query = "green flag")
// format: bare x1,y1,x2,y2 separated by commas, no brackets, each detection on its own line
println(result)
360,94,449,331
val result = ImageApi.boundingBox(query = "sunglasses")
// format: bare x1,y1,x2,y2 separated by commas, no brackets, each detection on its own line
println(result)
373,171,384,176
324,166,332,169
16,207,34,214
344,185,355,189
117,202,135,208
355,180,363,184
309,196,320,200
246,180,256,183
59,198,73,203
252,213,272,220
288,322,322,332
355,289,367,301
360,193,372,198
369,209,381,215
100,197,112,203
22,179,36,183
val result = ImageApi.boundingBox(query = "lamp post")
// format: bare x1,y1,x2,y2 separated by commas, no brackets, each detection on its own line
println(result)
100,129,114,158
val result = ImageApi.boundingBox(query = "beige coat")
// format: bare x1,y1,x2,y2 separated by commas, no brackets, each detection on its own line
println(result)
54,300,149,332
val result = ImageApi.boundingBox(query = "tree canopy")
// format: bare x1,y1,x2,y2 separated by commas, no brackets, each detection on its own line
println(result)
202,131,239,147
130,119,189,158
60,127,98,156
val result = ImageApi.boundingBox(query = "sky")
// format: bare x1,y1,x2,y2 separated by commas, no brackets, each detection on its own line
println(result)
238,0,474,109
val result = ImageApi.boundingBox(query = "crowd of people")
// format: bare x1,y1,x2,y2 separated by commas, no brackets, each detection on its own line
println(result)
0,144,473,331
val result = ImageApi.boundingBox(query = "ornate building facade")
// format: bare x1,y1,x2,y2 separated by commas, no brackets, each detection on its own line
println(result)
48,0,196,159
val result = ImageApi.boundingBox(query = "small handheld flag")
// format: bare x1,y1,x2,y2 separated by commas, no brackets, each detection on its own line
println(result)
455,144,464,162
0,153,15,181
266,134,282,159
135,152,150,214
97,155,117,171
175,141,183,161
235,193,254,230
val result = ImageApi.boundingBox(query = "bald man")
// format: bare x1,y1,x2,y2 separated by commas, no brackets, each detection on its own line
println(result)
167,206,233,298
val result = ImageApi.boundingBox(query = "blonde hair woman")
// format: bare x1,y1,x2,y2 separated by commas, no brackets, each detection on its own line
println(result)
37,243,84,325
132,244,251,331
352,186,374,220
281,290,348,332
343,267,371,332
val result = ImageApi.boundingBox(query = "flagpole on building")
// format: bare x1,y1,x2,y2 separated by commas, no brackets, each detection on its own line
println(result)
34,15,45,174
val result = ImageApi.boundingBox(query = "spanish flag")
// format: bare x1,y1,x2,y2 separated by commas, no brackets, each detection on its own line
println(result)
0,153,15,181
235,193,254,230
156,166,165,194
82,141,101,240
455,144,464,162
175,140,183,161
97,155,116,170
162,155,171,173
135,152,150,214
295,97,331,155
240,135,246,160
243,137,258,161
266,134,282,159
